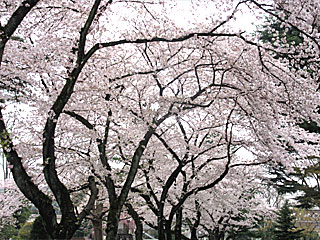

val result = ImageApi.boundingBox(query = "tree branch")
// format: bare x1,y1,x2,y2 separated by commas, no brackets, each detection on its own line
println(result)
0,108,58,236
0,0,40,64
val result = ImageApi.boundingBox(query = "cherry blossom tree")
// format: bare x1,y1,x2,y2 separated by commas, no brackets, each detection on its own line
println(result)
0,0,40,64
129,106,273,239
0,1,38,229
253,0,320,210
0,179,28,229
0,0,319,239
249,0,320,66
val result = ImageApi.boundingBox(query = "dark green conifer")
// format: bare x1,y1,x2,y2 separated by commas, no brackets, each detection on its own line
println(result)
273,201,303,240
29,216,51,240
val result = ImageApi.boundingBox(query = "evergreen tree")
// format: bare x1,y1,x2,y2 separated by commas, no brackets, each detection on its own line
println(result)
29,216,51,240
259,16,320,209
273,201,303,240
16,222,33,240
13,206,32,229
0,205,32,240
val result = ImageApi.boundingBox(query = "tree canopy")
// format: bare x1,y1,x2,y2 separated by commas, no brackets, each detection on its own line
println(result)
0,0,319,239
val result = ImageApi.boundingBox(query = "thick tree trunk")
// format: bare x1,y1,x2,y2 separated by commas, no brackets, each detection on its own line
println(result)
157,216,165,240
105,202,121,240
125,203,143,240
209,229,225,240
208,231,215,240
165,220,172,240
174,207,183,240
157,203,166,240
102,123,163,239
0,109,98,240
156,214,173,240
92,203,104,240
191,201,201,240
191,230,198,240
93,220,103,240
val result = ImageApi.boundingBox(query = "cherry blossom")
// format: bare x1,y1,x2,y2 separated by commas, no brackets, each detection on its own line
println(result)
0,0,319,239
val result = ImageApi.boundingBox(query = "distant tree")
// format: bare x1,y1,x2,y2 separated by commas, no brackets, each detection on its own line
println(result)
29,216,51,240
294,208,320,240
258,17,311,71
13,206,32,229
258,12,320,211
0,205,32,239
16,222,33,240
273,201,303,240
1,0,320,239
257,219,275,240
224,216,276,240
269,161,320,209
0,224,18,240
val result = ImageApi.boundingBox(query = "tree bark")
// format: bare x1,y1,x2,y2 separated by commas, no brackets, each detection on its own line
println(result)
103,122,168,239
157,202,166,240
191,201,201,240
0,112,99,238
125,202,143,240
0,0,100,238
105,202,121,240
0,0,40,65
165,219,172,240
0,109,57,237
174,207,183,240
92,202,104,240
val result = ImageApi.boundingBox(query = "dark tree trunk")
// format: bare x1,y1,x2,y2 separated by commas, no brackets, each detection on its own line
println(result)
174,207,183,240
105,202,121,240
92,202,104,240
209,229,225,240
157,202,167,240
191,201,201,240
157,215,165,240
0,109,98,240
104,128,158,239
125,202,143,240
92,219,103,240
208,231,215,240
165,219,172,240
191,229,198,240
0,1,101,239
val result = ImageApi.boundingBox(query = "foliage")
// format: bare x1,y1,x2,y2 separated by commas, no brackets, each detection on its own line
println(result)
0,205,32,240
269,161,320,209
13,206,32,229
29,216,51,240
0,224,19,240
273,201,303,240
16,222,33,240
0,0,320,239
257,5,320,210
258,17,307,70
294,208,320,240
223,216,276,240
256,220,276,240
73,219,93,238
